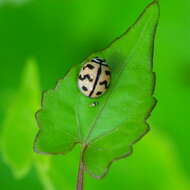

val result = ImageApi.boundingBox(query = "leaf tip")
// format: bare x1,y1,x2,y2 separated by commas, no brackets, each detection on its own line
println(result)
148,0,160,17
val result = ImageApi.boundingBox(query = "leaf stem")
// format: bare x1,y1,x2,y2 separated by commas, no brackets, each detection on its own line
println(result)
76,146,86,190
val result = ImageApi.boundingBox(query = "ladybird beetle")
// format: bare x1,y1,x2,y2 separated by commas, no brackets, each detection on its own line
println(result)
78,57,111,98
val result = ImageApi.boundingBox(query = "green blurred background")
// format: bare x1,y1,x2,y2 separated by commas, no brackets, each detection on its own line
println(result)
0,0,190,189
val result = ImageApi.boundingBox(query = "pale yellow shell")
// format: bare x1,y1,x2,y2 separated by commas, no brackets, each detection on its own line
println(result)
78,61,111,98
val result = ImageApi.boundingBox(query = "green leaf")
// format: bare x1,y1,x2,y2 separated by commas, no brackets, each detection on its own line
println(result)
0,59,57,190
35,1,159,178
1,59,40,178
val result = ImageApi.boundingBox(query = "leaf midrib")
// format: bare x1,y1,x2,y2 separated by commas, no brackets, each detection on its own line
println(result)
76,12,154,144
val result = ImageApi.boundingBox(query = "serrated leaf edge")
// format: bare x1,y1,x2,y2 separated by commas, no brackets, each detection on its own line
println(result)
33,0,159,179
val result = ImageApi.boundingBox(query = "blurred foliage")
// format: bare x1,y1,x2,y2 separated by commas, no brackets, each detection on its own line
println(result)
1,59,40,178
0,0,190,189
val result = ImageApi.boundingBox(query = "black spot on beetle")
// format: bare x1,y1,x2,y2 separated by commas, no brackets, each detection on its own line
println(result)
79,74,93,82
82,86,88,91
105,70,111,75
96,91,102,95
83,64,95,70
99,80,109,88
